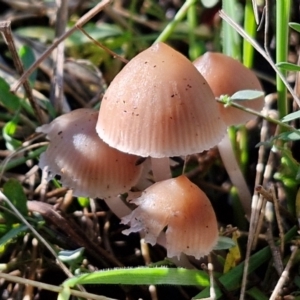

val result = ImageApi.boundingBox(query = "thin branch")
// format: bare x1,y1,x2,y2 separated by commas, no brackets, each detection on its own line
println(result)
76,26,129,64
269,246,299,300
0,21,45,124
0,272,115,300
50,0,69,113
11,0,112,93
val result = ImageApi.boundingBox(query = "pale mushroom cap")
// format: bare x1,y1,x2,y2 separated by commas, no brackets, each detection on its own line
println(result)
121,175,219,259
37,109,142,198
97,42,226,158
193,52,264,126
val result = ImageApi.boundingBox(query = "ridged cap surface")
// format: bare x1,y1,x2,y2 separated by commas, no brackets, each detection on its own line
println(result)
122,175,218,259
97,42,226,158
37,109,142,198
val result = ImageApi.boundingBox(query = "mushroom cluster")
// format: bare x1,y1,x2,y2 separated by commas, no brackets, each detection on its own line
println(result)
38,43,264,260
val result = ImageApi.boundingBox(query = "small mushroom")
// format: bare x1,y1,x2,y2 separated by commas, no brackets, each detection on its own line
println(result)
193,52,265,218
37,108,142,199
96,42,226,181
193,52,264,125
121,175,219,259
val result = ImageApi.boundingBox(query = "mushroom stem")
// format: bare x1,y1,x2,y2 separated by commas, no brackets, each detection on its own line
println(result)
151,157,172,181
104,196,132,219
218,133,252,219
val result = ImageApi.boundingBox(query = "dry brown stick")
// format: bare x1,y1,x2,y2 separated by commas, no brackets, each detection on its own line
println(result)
271,185,285,255
239,95,274,300
265,224,283,276
0,21,45,124
75,26,129,64
256,185,297,223
50,0,69,113
269,246,299,300
11,0,112,93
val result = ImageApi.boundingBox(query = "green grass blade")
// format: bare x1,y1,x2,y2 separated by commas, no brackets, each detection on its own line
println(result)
276,0,291,121
63,267,209,288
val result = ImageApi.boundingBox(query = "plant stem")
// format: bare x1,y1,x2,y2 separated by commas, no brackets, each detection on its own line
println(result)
0,273,112,300
155,0,197,43
0,146,47,173
243,0,256,68
187,2,201,60
222,0,241,59
276,0,290,122
217,99,296,132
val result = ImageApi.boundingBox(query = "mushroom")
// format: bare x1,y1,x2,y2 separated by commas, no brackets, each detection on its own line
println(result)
96,42,226,182
193,52,264,126
121,175,219,259
37,109,142,209
193,52,264,218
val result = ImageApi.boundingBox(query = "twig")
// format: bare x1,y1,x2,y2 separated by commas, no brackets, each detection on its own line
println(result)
271,185,285,255
239,96,275,300
50,0,69,113
0,21,45,124
75,26,129,64
251,0,260,24
11,0,113,93
0,272,115,300
266,224,283,276
269,246,299,300
255,185,296,222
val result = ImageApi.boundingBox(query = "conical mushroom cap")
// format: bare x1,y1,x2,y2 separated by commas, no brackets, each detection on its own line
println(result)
193,52,264,126
97,42,226,158
37,109,142,198
121,175,218,259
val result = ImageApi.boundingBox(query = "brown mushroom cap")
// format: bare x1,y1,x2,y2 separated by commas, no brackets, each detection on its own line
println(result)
37,109,142,198
193,52,264,126
97,42,226,158
121,175,218,259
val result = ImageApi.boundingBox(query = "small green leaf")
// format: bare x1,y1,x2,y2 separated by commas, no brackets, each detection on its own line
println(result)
214,236,236,250
3,118,22,151
282,110,300,122
15,26,54,43
201,0,219,8
290,22,300,33
230,90,264,101
58,248,85,266
0,224,28,250
77,197,90,208
276,131,300,142
0,77,21,111
57,286,71,300
18,45,37,84
277,62,300,72
3,179,28,219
